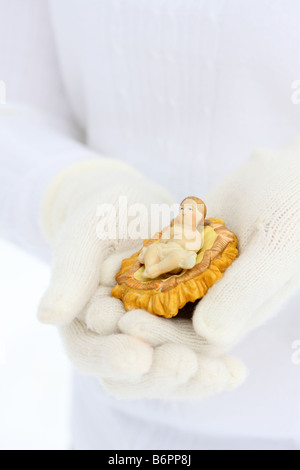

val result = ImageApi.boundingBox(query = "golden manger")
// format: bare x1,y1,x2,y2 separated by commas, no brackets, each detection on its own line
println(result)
111,197,238,318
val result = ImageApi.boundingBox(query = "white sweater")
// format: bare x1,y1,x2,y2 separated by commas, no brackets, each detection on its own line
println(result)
0,0,299,450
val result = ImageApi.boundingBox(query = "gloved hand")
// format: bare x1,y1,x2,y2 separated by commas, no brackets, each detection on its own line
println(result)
118,138,300,395
38,158,246,399
38,158,173,325
193,137,300,350
60,285,246,399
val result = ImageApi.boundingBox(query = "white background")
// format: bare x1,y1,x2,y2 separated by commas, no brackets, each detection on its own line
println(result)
0,240,71,450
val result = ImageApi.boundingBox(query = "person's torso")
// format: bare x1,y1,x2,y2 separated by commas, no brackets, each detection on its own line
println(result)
48,0,300,446
49,0,300,200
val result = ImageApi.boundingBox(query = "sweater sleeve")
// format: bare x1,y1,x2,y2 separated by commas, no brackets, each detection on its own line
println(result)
0,106,101,262
0,0,94,261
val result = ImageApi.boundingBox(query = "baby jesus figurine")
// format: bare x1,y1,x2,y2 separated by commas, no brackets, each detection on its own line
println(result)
138,197,207,279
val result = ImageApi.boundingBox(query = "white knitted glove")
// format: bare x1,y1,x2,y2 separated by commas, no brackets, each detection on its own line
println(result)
118,138,300,392
60,285,246,399
192,138,300,350
38,159,173,325
38,159,246,399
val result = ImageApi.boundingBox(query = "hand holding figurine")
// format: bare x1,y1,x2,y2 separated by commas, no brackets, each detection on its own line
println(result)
62,265,246,400
38,159,245,399
39,138,300,399
119,138,300,396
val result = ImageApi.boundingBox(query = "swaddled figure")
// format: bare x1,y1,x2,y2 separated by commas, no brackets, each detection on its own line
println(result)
139,197,207,279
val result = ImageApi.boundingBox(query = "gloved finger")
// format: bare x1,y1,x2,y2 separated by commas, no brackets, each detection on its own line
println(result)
118,309,222,356
101,343,198,399
38,205,112,325
60,319,153,381
204,146,283,244
84,286,126,336
172,355,248,400
247,273,300,330
99,247,139,287
193,224,290,350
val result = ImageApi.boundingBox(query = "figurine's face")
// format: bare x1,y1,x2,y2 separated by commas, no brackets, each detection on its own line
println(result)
178,199,205,227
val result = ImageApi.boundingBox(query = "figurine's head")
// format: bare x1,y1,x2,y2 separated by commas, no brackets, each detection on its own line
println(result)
178,197,207,228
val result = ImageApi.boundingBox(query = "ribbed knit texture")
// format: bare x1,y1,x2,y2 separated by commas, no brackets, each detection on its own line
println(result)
49,0,300,199
1,0,300,448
